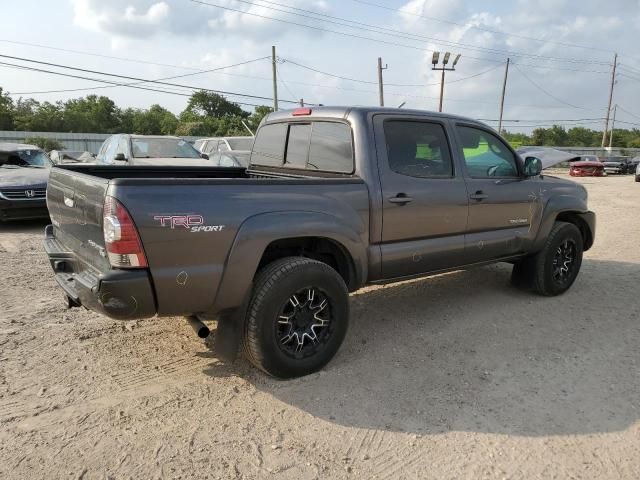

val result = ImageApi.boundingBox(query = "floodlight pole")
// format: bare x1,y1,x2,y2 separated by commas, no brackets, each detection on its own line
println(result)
432,52,459,113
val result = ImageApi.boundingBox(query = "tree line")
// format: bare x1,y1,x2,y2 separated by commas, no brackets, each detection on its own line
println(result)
2,86,640,149
0,87,271,138
502,124,640,149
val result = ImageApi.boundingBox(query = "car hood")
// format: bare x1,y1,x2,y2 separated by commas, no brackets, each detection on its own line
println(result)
0,167,50,187
516,147,578,170
131,157,213,166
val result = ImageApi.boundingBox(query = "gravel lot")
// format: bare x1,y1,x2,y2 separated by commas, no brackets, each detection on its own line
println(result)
0,174,639,479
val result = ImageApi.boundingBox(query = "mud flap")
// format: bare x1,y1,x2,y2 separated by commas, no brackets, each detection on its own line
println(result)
213,313,242,362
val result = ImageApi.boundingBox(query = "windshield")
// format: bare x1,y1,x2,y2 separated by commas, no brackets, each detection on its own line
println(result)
0,149,51,168
227,138,253,150
131,138,201,159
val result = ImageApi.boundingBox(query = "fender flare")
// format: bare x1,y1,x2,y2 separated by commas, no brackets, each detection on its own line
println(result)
213,210,368,313
532,195,594,252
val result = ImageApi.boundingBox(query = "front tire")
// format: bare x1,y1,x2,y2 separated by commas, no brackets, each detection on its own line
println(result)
243,257,349,378
511,222,584,296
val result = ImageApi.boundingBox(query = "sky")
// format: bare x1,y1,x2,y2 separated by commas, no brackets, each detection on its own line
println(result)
2,0,640,133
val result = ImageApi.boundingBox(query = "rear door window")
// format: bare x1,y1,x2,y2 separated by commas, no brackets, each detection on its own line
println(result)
308,122,353,173
251,123,287,166
285,124,312,168
252,121,353,173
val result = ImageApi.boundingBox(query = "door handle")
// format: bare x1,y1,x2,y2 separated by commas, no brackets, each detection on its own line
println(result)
470,191,489,201
388,194,413,205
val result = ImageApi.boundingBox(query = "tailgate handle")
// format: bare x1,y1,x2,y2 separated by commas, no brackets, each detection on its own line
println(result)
63,188,75,208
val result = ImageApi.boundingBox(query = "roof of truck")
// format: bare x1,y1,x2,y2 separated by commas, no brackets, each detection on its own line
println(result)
264,106,487,126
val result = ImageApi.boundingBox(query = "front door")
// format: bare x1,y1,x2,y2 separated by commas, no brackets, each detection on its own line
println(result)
453,123,538,263
375,115,469,279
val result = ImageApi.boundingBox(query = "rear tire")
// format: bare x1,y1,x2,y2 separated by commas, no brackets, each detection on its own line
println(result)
511,222,583,296
243,257,349,378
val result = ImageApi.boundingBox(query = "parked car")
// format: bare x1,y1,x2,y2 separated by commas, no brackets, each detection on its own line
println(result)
210,152,250,168
195,136,254,156
600,156,633,174
0,143,50,221
49,150,95,165
96,134,212,166
44,106,595,378
629,156,640,175
635,161,640,182
569,158,605,177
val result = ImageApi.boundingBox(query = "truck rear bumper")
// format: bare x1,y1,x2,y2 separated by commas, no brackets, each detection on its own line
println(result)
44,225,157,320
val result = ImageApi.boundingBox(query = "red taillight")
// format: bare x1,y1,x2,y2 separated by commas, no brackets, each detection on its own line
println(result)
292,108,312,116
103,196,147,268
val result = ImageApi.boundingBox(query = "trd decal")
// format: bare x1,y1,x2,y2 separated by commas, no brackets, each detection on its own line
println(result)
154,215,224,233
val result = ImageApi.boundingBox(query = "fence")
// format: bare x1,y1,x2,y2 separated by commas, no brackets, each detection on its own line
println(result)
0,131,201,155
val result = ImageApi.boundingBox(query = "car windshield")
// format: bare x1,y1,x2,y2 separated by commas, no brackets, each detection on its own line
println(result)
227,138,253,150
0,149,51,168
130,138,201,159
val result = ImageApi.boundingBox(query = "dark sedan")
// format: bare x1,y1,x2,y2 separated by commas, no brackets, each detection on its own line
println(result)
0,143,51,221
601,156,633,174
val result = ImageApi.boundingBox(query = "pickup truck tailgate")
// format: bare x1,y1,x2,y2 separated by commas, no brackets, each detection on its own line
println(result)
47,167,111,271
44,167,156,319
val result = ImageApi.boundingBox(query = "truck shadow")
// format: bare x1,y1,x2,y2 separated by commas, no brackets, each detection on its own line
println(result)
204,258,640,437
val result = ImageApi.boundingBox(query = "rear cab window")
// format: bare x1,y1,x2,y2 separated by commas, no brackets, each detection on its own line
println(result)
251,121,354,174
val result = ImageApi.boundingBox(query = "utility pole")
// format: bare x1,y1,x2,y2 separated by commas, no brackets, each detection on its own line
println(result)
498,58,510,133
609,104,617,149
299,98,304,107
601,52,617,147
271,45,278,112
377,57,387,107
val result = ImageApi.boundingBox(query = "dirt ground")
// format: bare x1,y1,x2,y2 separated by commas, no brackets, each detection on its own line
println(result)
0,174,639,479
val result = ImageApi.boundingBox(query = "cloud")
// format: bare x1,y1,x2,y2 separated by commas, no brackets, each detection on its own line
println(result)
72,0,330,43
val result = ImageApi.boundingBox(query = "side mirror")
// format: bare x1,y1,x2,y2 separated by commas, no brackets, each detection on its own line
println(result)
114,153,127,161
200,153,210,160
523,156,542,177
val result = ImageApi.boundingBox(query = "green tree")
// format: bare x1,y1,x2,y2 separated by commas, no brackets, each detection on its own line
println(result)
247,105,273,132
181,90,247,120
131,104,178,135
0,88,15,129
26,136,65,151
63,95,120,133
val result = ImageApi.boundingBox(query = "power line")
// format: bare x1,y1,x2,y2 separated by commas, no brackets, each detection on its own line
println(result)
346,0,615,55
7,56,270,96
511,63,590,110
281,57,501,87
190,0,510,65
0,53,306,104
223,0,611,66
0,61,267,107
615,104,640,121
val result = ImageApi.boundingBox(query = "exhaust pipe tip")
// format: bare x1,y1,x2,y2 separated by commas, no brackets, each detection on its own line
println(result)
196,325,210,339
186,316,210,339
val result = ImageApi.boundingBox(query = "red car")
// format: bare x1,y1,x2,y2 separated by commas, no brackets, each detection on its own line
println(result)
569,160,605,177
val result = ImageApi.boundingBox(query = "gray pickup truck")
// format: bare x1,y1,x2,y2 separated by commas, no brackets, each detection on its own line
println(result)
44,107,595,378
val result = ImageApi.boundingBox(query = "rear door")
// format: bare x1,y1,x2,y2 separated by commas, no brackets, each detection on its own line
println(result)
452,123,535,263
374,114,469,279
